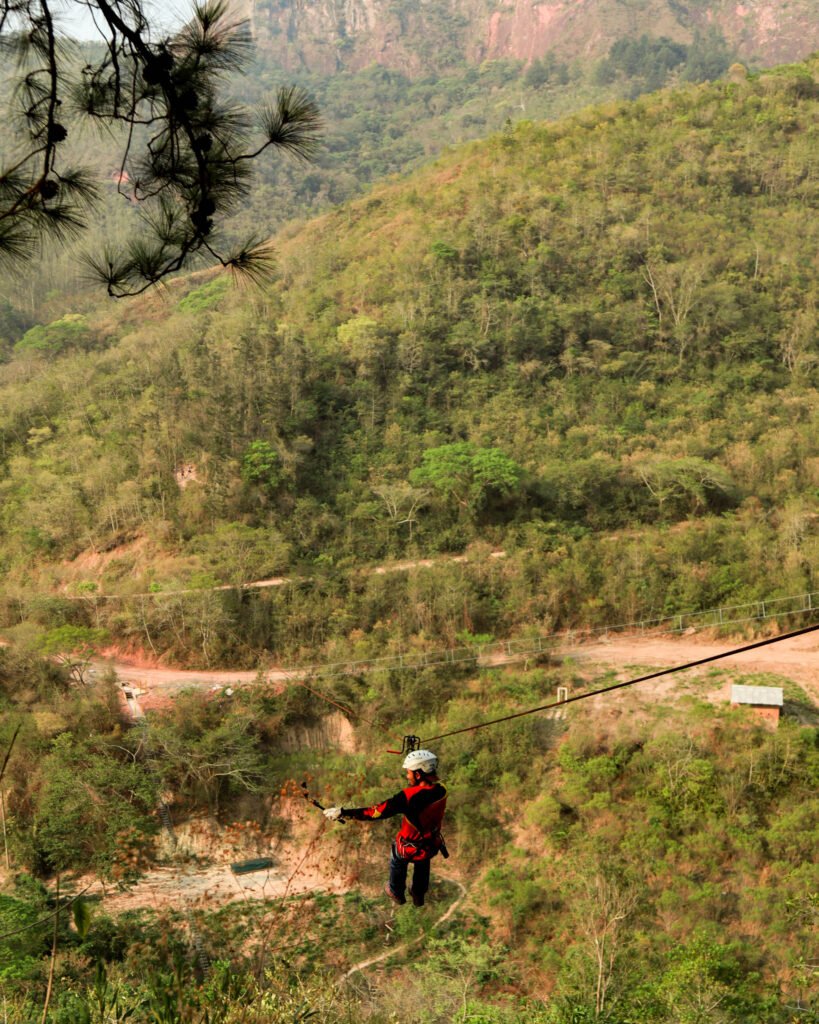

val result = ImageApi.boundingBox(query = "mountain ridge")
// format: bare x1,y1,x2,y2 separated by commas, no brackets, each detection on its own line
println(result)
242,0,819,76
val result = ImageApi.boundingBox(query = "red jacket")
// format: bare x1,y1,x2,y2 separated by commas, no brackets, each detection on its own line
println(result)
343,780,447,861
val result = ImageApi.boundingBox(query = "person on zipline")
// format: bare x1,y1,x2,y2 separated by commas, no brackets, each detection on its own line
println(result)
323,749,447,907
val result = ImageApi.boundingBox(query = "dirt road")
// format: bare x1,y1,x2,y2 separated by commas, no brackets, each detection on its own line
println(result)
568,630,819,701
100,659,300,711
103,627,819,709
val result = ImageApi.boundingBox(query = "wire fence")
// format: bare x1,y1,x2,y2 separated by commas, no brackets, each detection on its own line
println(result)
302,589,819,681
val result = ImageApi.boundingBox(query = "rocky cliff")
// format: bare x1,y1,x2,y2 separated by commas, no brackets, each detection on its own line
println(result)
244,0,819,76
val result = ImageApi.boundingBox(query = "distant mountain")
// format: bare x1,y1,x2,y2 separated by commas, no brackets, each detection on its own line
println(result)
244,0,819,76
3,0,817,320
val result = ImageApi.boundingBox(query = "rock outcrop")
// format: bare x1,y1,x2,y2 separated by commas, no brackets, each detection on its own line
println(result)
239,0,819,77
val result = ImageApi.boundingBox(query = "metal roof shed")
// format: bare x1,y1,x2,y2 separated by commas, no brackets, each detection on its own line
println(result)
731,684,783,726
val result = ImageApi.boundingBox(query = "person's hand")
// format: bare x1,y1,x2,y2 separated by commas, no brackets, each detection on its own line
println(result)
323,806,343,822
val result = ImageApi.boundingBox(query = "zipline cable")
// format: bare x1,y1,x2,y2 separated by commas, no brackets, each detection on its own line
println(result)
420,620,819,746
0,884,94,943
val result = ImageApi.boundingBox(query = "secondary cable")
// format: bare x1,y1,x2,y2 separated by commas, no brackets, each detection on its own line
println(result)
277,668,404,743
421,620,819,746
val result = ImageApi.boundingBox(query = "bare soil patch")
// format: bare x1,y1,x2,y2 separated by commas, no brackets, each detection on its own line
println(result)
64,535,149,574
569,630,819,703
95,857,348,915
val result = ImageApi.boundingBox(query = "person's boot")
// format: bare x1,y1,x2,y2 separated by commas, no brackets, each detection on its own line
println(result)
409,888,424,907
384,882,406,905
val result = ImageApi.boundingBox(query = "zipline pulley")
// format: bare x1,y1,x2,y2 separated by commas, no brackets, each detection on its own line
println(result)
386,734,421,756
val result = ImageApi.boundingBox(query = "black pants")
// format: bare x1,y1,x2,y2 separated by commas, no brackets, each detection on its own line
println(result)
389,842,431,898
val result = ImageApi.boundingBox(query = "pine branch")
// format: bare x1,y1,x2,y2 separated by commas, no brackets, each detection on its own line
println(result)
0,0,322,293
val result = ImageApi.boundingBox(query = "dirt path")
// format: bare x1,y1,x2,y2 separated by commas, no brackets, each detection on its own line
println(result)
100,659,301,712
103,627,819,714
111,665,264,687
66,551,508,601
568,630,819,702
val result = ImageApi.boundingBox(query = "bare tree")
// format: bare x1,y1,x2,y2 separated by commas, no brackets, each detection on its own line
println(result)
642,251,704,364
373,483,428,541
575,870,638,1017
0,0,321,295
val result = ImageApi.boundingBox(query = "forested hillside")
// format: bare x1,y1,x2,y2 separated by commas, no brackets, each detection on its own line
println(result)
1,54,819,1024
0,59,817,669
0,27,739,322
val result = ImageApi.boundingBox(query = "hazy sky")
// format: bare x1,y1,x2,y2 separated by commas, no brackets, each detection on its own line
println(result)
53,0,190,41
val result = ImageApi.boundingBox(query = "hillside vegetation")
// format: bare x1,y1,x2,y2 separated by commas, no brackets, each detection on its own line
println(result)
1,639,818,1021
0,28,738,323
1,55,819,1024
1,60,818,667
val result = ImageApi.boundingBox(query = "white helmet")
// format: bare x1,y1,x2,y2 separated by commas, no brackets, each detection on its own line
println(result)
403,749,438,774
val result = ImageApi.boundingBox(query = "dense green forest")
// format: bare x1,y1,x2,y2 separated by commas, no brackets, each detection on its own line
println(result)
1,59,817,667
221,28,736,236
1,53,818,1023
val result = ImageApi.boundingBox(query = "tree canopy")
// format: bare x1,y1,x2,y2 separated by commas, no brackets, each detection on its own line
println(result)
0,58,817,666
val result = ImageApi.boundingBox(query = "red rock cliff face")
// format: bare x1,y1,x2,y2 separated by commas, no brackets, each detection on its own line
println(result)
247,0,819,76
705,0,819,67
251,0,510,75
481,0,686,64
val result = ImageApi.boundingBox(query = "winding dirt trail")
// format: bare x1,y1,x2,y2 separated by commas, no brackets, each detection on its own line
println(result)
103,626,819,714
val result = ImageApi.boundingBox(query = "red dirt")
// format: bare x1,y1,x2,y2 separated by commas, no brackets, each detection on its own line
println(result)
104,628,819,714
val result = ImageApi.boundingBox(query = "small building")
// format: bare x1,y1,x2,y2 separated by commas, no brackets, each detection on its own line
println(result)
731,684,783,726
